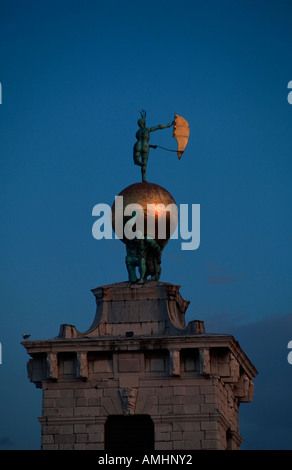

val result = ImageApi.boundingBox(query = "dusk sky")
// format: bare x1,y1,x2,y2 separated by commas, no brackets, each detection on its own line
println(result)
0,0,292,450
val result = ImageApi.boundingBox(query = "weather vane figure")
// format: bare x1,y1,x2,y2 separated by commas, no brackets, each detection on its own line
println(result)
112,110,190,283
133,110,189,182
133,110,173,182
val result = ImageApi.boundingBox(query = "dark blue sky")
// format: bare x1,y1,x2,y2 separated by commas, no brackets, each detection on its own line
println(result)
0,0,292,449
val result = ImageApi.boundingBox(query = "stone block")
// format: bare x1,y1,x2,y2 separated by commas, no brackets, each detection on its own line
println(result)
201,439,218,450
156,386,172,397
155,441,172,450
149,357,165,372
183,395,200,405
74,389,86,398
87,443,104,450
218,355,231,377
42,444,58,450
171,395,183,405
204,393,216,403
56,398,75,408
103,387,119,398
43,407,58,417
173,386,185,395
74,424,86,434
172,421,200,432
143,400,159,415
135,389,149,414
59,425,74,435
60,389,74,399
184,385,200,396
155,431,170,441
200,421,218,431
41,425,59,435
171,431,183,441
44,389,60,399
157,404,173,415
76,434,88,443
183,403,200,414
43,399,55,408
118,358,140,372
100,397,117,414
155,423,172,432
172,440,184,450
200,403,216,414
119,376,139,388
183,439,201,450
42,435,54,444
92,356,113,374
76,397,88,407
88,433,103,443
183,430,204,442
158,395,171,405
55,434,75,445
74,406,100,417
59,444,74,450
57,407,74,417
84,388,99,399
172,404,185,414
87,424,104,436
74,443,86,450
205,430,218,440
200,385,215,395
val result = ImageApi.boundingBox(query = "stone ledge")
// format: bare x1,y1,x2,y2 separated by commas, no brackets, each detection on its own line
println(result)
22,334,258,380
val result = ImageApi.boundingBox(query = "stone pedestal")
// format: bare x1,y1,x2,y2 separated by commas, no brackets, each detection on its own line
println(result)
22,281,257,450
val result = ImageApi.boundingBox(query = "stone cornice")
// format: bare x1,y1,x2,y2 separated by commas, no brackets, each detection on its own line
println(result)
22,332,257,379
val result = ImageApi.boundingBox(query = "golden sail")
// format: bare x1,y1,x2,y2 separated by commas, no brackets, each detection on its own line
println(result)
173,114,190,159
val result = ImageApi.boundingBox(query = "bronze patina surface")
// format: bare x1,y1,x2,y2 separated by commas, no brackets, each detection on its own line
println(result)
111,182,178,246
133,110,173,182
111,182,178,283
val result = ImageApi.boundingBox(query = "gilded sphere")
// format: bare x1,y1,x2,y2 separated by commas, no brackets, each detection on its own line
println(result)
111,182,178,248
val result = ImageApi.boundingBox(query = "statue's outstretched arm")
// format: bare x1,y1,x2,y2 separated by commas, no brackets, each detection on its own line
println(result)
149,122,173,132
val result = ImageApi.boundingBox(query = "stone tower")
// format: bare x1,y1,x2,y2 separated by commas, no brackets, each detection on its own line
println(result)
22,280,257,450
22,112,257,450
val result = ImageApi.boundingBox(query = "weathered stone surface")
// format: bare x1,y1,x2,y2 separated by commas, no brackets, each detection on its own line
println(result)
47,353,58,380
76,353,88,380
169,349,180,376
85,281,201,337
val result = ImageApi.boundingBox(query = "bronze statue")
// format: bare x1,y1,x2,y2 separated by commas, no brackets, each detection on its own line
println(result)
133,110,174,182
118,112,190,283
125,233,164,284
